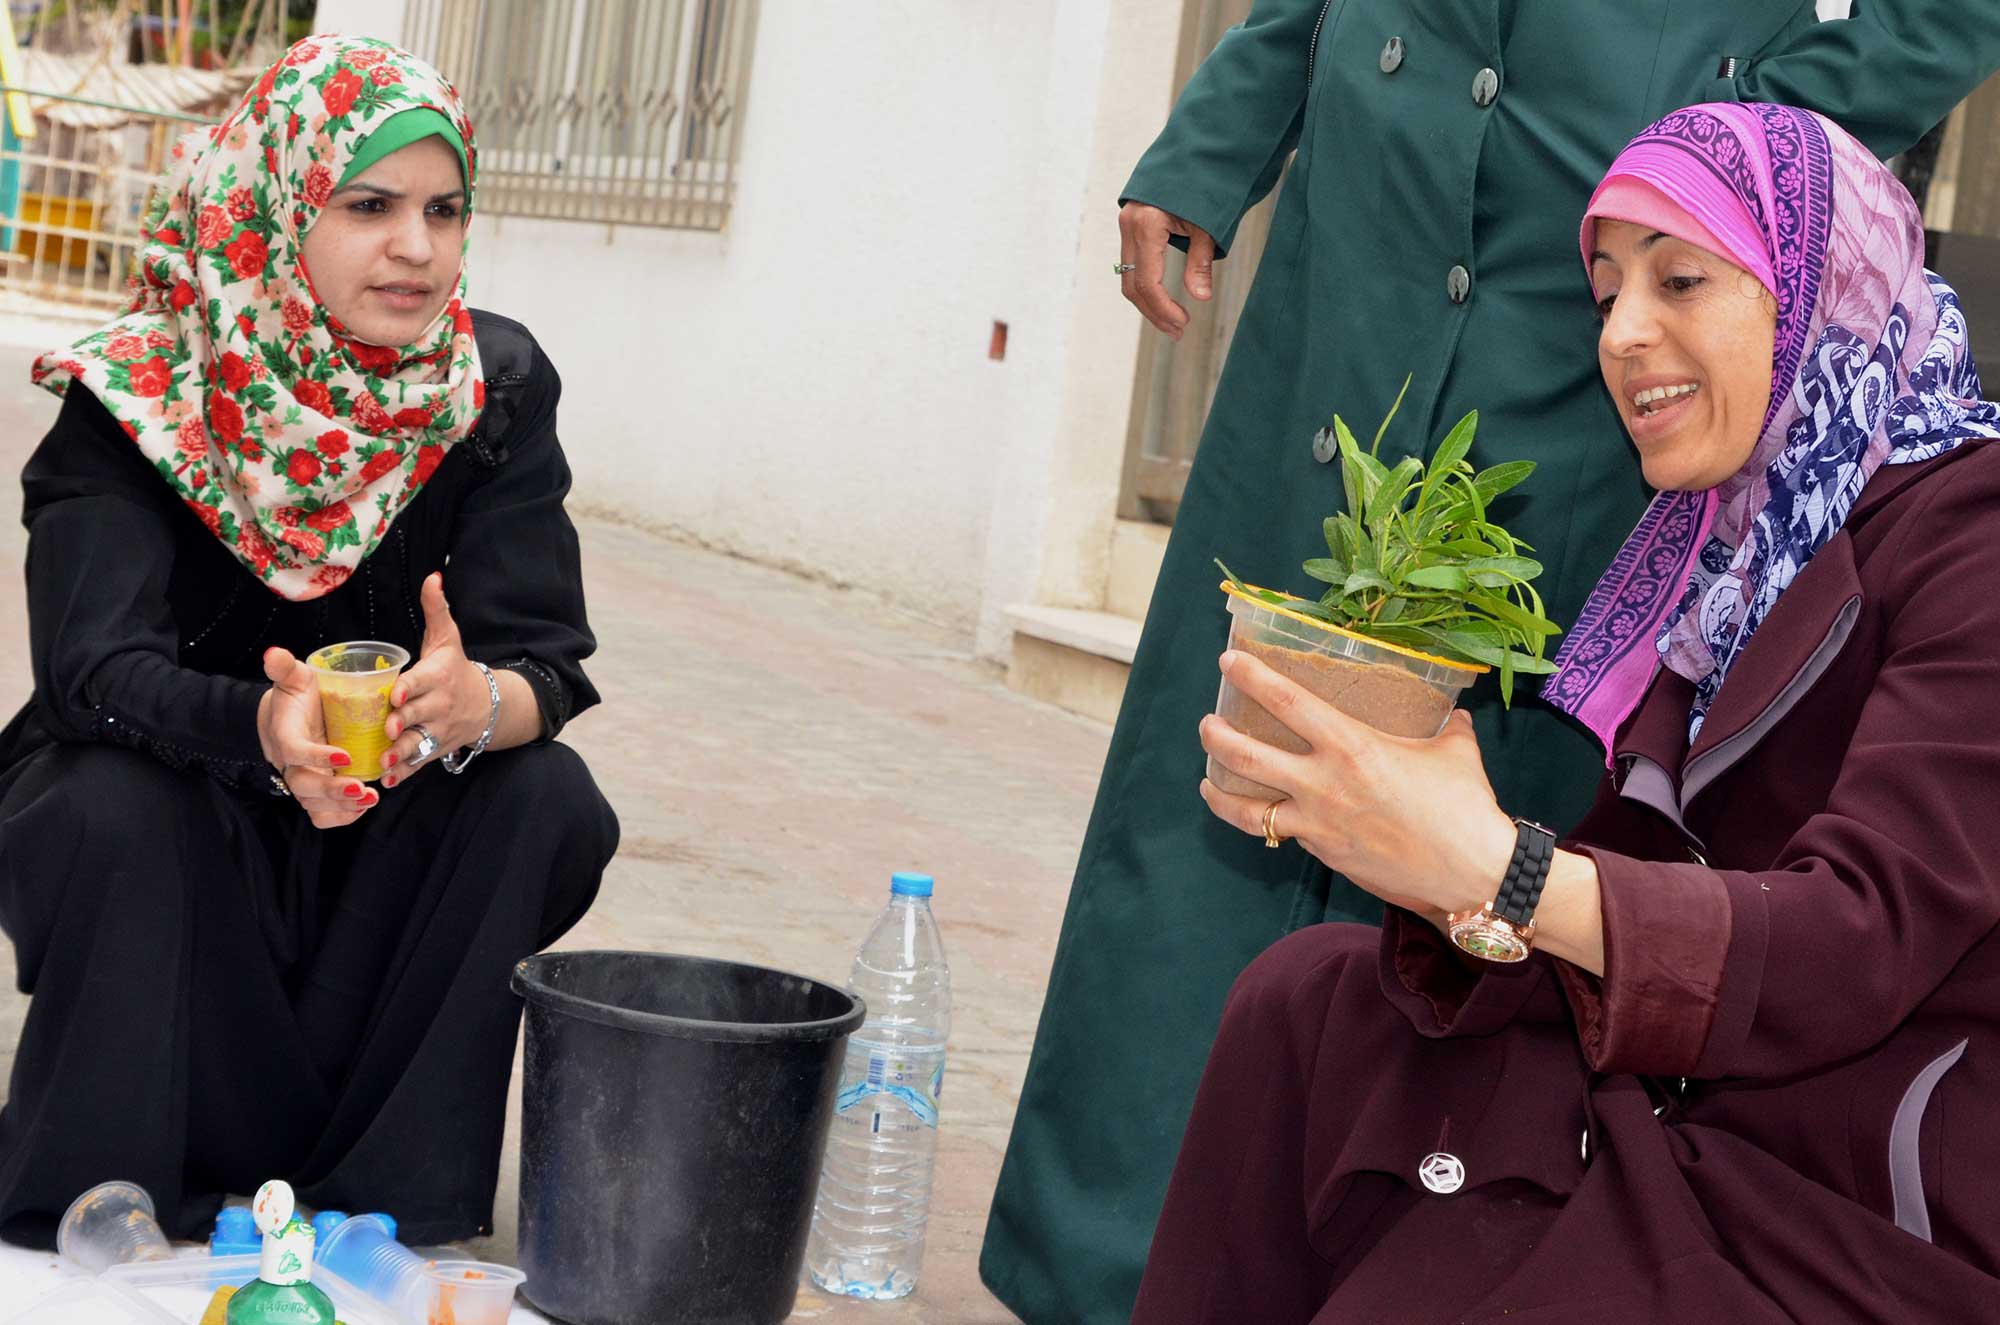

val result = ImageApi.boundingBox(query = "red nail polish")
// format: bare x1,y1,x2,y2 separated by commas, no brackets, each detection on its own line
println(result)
329,752,351,767
383,751,397,767
362,791,379,807
382,775,396,788
343,784,363,798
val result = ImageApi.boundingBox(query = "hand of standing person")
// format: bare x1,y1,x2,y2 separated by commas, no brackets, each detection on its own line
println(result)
1119,202,1217,341
259,647,378,827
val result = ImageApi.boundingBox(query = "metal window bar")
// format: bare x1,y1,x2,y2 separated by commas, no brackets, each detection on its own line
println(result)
403,0,759,231
0,86,212,311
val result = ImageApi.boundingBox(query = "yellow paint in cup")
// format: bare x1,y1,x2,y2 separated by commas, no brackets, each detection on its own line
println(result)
307,641,411,782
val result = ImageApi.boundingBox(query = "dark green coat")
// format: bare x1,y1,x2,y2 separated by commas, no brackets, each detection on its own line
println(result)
983,3,2000,1321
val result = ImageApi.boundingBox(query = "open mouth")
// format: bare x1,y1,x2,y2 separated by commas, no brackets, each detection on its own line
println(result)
1632,382,1698,416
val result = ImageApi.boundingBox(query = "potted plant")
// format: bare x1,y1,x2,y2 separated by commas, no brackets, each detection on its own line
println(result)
1213,378,1561,800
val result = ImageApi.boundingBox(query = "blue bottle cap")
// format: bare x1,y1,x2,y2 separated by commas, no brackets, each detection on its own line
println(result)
891,872,934,897
210,1205,260,1257
311,1210,348,1240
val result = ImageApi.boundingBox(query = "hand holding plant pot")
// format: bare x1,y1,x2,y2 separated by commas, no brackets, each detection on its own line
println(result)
1199,651,1519,924
1211,379,1561,801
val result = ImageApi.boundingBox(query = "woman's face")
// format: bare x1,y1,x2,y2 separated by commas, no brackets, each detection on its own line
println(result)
1590,219,1778,491
300,135,464,348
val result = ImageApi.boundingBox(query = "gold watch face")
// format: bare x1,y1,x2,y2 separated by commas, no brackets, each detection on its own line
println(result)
1449,913,1532,963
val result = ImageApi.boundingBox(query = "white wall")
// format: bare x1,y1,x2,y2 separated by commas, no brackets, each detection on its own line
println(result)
315,0,1134,652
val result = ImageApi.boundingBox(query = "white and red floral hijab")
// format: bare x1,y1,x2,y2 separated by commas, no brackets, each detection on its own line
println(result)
32,35,484,601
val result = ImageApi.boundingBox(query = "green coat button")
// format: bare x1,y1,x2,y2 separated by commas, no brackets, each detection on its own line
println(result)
1448,264,1472,303
1312,426,1338,463
1380,37,1404,73
1473,66,1501,106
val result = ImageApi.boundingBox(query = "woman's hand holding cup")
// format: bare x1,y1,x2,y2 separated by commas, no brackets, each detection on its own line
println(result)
258,646,378,827
380,572,487,788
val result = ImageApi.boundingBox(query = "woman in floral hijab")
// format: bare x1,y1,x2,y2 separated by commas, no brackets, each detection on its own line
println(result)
0,36,615,1246
36,34,484,600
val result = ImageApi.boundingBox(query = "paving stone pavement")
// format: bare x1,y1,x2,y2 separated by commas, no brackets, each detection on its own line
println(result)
0,342,1115,1323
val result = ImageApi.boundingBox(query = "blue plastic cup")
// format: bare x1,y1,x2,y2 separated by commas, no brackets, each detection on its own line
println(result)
315,1213,433,1316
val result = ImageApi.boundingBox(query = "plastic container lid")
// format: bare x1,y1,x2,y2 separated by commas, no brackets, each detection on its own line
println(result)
890,872,934,897
7,1280,166,1325
103,1252,402,1325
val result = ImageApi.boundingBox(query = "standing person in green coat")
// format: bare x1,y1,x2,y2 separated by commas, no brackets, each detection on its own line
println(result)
982,3,2000,1322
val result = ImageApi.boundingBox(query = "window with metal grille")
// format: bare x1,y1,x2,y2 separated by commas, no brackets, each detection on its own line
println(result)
400,0,758,231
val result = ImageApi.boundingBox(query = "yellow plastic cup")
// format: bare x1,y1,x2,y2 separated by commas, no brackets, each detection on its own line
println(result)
307,641,411,782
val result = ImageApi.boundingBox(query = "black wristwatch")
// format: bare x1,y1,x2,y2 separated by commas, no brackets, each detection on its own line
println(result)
1447,817,1558,963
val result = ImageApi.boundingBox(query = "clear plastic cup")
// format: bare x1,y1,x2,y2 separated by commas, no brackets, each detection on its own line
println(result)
55,1180,175,1273
315,1214,431,1316
307,641,410,782
422,1262,527,1324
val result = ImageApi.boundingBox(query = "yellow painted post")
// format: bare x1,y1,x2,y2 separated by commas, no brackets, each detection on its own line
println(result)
0,2,35,254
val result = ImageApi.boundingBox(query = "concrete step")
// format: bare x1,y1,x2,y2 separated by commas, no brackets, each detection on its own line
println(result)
1003,604,1142,725
1106,518,1170,620
1002,519,1169,725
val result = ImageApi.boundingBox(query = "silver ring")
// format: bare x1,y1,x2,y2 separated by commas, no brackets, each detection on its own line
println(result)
411,723,438,762
1113,262,1137,275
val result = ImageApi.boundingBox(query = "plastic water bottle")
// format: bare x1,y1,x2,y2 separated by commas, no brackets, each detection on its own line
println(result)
805,871,952,1300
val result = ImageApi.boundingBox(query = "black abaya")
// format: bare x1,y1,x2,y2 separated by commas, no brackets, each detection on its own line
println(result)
0,311,619,1246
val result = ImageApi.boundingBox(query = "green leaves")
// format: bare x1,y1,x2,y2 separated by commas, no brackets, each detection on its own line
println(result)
1472,460,1535,504
1405,565,1468,591
1224,384,1565,707
1302,557,1347,584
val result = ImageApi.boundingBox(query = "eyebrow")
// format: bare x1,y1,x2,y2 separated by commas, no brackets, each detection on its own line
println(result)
328,182,467,204
1589,230,1672,265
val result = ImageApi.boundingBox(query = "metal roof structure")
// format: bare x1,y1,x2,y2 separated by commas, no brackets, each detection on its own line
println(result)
12,45,242,127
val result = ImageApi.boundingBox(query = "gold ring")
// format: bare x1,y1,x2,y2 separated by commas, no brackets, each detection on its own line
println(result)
1262,800,1285,848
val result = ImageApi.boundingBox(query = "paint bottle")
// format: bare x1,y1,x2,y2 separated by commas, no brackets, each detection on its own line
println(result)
225,1180,337,1325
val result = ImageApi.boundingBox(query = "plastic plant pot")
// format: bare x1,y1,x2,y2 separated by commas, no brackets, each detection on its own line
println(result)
1211,582,1485,801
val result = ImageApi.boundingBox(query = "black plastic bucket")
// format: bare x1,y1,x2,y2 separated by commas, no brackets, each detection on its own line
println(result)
511,950,865,1325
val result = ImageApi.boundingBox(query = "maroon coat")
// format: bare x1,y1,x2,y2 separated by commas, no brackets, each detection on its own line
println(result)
1133,441,2000,1321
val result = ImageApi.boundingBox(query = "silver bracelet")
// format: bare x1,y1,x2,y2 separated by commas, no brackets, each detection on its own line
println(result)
443,661,501,775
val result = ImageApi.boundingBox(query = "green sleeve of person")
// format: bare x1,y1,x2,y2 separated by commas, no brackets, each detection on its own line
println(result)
1118,0,1324,256
1736,1,2000,157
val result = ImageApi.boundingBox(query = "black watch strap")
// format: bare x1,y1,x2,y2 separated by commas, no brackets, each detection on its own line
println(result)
1493,819,1557,925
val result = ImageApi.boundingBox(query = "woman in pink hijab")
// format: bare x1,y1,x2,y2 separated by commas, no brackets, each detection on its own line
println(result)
1134,103,2000,1322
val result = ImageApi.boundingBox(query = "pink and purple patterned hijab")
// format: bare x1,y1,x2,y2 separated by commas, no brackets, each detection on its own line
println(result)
1543,102,2000,759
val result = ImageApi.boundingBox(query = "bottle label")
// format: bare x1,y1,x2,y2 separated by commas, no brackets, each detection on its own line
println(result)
835,1049,943,1128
